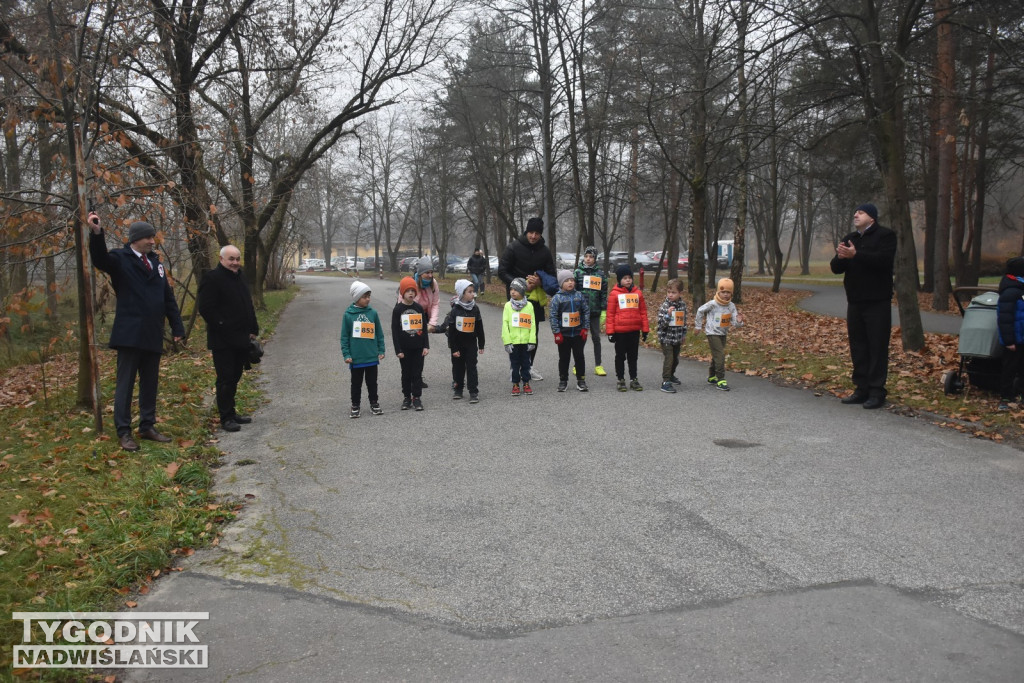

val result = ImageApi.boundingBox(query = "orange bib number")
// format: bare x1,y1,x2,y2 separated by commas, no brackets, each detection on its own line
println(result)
670,310,686,327
352,321,376,338
401,313,423,332
561,311,581,328
618,293,639,309
455,316,476,333
717,312,732,329
583,275,602,291
512,312,532,328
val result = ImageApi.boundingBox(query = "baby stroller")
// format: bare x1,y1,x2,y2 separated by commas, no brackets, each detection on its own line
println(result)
942,286,1002,395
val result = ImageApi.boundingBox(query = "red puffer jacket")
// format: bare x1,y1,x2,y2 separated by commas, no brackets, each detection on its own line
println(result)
606,284,649,334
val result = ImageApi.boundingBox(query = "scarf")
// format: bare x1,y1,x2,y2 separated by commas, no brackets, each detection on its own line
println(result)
714,292,731,306
510,297,528,311
452,295,476,312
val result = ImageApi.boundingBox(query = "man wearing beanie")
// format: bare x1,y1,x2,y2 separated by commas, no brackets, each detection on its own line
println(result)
830,202,897,409
198,245,260,433
497,217,557,376
88,212,185,451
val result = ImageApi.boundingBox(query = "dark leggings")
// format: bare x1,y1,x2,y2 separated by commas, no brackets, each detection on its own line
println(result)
399,353,424,399
350,365,379,407
451,347,479,393
558,334,586,380
613,331,640,380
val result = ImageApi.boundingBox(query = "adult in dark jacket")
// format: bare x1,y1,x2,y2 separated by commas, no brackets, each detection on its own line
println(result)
497,217,557,371
198,245,260,432
88,213,185,451
996,256,1024,410
830,203,897,410
467,249,488,293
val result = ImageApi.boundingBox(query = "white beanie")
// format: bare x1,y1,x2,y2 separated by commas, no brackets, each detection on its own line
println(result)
350,280,371,302
454,279,474,300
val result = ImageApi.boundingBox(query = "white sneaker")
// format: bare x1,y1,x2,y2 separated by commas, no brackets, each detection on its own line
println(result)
531,369,543,381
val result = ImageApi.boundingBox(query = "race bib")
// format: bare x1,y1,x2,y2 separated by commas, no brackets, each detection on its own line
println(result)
157,264,165,278
512,312,532,328
670,310,686,327
583,275,602,291
352,321,375,338
716,313,732,329
455,316,476,333
561,311,581,328
401,312,423,332
618,293,639,309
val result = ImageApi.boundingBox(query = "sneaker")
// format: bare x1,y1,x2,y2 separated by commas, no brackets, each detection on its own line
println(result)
413,398,424,411
572,366,576,376
370,402,384,415
523,383,533,395
511,383,521,397
660,381,677,393
617,379,627,392
577,380,588,392
532,369,544,381
630,378,643,391
707,376,718,385
453,389,463,400
557,380,568,392
594,365,607,376
469,393,480,404
350,405,360,419
401,397,412,410
670,375,681,385
716,380,730,391
421,381,429,389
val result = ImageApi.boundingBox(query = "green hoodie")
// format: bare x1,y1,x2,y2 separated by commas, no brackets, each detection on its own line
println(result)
340,303,385,366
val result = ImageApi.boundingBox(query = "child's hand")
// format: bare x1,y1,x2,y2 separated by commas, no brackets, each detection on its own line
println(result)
478,348,484,355
452,350,461,358
378,354,385,361
344,357,352,364
422,348,429,357
397,352,405,359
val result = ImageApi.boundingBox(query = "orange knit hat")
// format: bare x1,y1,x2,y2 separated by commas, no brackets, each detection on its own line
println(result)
399,276,419,296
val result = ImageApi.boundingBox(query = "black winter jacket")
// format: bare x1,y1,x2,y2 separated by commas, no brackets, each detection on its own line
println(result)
90,231,185,353
829,223,897,303
197,264,259,351
444,303,485,351
392,301,430,353
497,233,557,294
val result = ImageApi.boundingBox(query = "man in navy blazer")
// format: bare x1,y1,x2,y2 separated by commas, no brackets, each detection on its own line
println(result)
89,213,185,451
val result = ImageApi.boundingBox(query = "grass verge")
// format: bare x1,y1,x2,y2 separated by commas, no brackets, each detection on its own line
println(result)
0,286,297,681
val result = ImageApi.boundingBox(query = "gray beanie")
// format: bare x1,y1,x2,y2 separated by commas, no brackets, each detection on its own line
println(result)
510,277,527,296
350,280,371,302
127,221,156,244
415,256,434,274
557,269,574,288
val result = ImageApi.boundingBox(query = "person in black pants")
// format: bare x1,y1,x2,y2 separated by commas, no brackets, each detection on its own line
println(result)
198,245,260,432
88,213,185,451
830,203,898,410
996,257,1024,411
497,217,557,377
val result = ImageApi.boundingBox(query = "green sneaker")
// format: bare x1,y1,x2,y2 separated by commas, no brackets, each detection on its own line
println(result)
716,380,730,392
616,379,627,392
630,378,643,391
707,376,718,385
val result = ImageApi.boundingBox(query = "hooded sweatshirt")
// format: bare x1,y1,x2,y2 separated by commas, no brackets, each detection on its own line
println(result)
340,303,386,366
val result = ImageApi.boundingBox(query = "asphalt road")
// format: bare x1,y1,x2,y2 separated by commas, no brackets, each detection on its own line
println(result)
128,275,1024,682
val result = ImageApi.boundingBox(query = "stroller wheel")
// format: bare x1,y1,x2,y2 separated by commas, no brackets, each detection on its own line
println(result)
942,371,963,395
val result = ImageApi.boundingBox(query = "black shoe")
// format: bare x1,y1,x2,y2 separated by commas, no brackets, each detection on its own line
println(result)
401,397,412,410
557,380,568,392
222,419,241,432
421,381,429,389
841,392,869,405
453,390,463,400
138,428,172,442
469,393,479,404
370,402,384,416
863,396,886,410
119,433,140,451
232,414,253,424
413,398,424,411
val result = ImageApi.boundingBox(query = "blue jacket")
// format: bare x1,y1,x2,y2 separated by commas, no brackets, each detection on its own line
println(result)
549,289,590,337
997,274,1024,346
89,231,185,354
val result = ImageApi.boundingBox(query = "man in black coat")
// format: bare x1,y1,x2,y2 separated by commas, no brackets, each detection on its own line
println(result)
467,248,487,294
89,213,185,451
498,217,558,372
198,245,260,432
830,203,898,410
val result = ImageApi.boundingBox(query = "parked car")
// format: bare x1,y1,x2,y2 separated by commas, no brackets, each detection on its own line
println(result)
556,252,578,269
653,251,689,270
450,257,470,273
399,256,420,272
633,252,658,269
344,257,366,270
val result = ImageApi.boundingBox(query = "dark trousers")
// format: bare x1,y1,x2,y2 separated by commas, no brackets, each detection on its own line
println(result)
847,299,891,398
350,365,379,407
707,334,727,378
614,331,640,380
558,334,586,380
212,348,248,421
451,347,479,393
587,314,603,365
662,343,681,380
399,352,424,399
114,348,161,436
509,344,532,384
1000,346,1024,401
